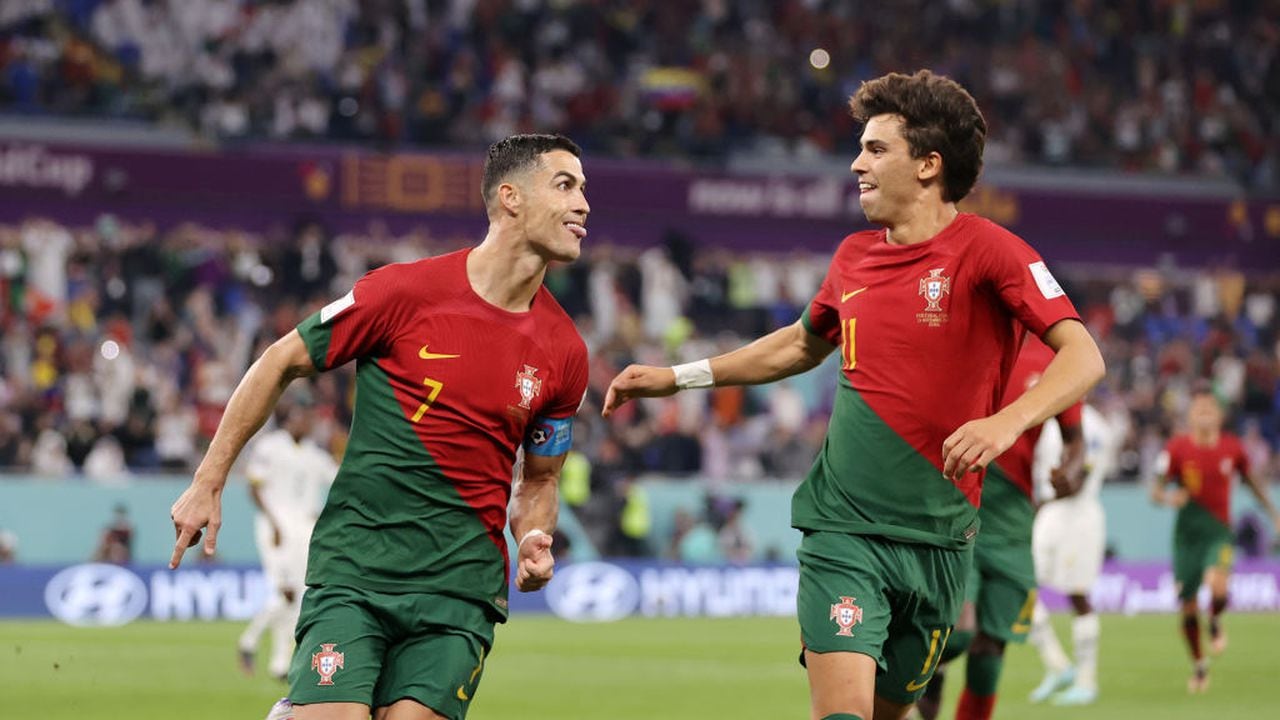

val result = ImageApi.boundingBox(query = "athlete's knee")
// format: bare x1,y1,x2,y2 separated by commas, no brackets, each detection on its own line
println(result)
968,631,1006,657
1068,594,1092,615
872,694,915,720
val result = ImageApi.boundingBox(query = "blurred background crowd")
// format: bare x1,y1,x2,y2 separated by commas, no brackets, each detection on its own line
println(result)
1,0,1278,187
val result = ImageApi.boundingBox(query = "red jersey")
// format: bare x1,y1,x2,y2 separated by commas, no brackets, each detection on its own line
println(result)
297,249,588,617
1164,432,1250,527
991,335,1083,499
796,213,1080,547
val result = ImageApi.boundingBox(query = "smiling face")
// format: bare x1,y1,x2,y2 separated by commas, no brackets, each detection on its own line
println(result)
850,114,938,227
512,149,589,262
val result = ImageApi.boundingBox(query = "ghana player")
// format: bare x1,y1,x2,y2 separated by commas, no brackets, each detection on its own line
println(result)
169,133,590,720
602,70,1105,720
915,334,1085,720
1151,386,1280,693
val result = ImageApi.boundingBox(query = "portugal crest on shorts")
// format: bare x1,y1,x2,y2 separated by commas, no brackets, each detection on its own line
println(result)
311,643,345,686
830,596,864,637
515,365,543,410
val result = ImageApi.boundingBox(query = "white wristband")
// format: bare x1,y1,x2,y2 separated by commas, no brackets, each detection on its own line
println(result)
672,359,714,389
519,529,547,547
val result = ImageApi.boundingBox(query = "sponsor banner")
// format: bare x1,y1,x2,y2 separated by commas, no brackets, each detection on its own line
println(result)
0,141,1276,266
3,560,1279,623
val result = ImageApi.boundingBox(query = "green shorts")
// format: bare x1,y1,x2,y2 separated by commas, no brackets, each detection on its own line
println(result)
797,531,972,705
1173,530,1234,602
288,584,494,719
966,538,1037,643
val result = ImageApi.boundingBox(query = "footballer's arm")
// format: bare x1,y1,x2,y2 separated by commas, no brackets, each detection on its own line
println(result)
943,319,1105,479
510,450,564,592
169,330,317,567
1049,422,1087,498
1241,469,1280,533
602,320,835,416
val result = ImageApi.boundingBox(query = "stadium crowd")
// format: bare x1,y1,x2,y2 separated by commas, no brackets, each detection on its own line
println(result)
2,214,1278,493
1,0,1278,187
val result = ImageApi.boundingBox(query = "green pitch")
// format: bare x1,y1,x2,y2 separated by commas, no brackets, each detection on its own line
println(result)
2,614,1276,719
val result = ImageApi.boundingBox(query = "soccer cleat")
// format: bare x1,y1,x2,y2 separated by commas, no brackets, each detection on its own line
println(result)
1187,664,1210,694
1210,629,1228,656
264,698,294,720
1051,684,1098,706
238,648,256,677
1029,667,1075,703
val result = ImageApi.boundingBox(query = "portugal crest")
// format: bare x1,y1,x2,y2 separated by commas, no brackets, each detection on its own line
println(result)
311,643,345,686
515,365,543,410
830,596,864,637
916,268,952,327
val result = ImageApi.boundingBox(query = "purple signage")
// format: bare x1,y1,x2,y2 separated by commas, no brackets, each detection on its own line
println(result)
0,140,1276,268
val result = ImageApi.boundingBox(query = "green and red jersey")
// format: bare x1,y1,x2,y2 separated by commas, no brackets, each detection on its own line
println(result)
1164,432,1250,529
296,249,588,619
796,213,1080,549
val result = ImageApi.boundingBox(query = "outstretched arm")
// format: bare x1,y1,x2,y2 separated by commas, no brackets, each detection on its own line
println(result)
1242,470,1280,534
942,319,1105,480
169,330,317,568
510,451,565,592
602,321,835,417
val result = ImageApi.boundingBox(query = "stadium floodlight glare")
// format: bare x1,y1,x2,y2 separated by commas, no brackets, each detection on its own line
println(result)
809,48,830,70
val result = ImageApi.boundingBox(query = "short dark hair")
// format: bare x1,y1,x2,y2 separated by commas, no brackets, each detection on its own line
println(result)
481,133,582,208
849,70,987,202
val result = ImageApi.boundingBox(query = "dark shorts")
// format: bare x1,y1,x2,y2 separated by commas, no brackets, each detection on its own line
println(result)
797,531,972,705
1173,529,1234,601
288,585,494,719
966,538,1037,643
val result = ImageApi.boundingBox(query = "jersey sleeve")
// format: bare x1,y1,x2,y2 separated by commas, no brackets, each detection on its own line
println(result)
524,340,588,457
1159,440,1179,481
296,266,399,371
979,232,1080,337
1234,437,1252,477
546,340,590,420
1056,400,1084,432
800,248,843,346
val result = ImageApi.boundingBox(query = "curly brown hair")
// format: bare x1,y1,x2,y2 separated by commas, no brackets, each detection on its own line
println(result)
849,70,987,202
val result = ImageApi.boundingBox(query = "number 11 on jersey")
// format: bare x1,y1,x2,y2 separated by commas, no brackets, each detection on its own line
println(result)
841,318,857,371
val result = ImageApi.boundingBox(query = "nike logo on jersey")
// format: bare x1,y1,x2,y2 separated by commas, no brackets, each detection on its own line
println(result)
419,345,460,360
841,287,868,302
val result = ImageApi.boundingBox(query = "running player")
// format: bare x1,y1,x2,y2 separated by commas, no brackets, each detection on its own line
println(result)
1026,402,1118,705
1151,387,1280,693
238,394,337,681
170,133,591,720
603,70,1105,720
915,334,1085,720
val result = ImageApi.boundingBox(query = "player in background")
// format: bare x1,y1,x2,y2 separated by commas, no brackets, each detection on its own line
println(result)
1151,387,1280,693
603,70,1105,720
1025,402,1119,705
170,133,590,720
238,392,337,681
915,334,1085,720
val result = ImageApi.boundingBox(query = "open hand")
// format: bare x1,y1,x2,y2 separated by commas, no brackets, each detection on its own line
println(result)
942,413,1023,480
602,365,678,417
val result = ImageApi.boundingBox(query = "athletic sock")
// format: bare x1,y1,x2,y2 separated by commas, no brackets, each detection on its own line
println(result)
1071,612,1100,691
955,688,996,720
1209,595,1227,638
1028,599,1070,675
964,650,1004,697
1181,614,1203,662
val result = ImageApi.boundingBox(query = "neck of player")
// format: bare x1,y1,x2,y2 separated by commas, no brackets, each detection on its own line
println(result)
468,234,548,312
884,199,959,246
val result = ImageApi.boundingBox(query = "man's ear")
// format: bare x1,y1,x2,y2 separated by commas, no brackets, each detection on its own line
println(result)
498,181,522,216
917,151,943,183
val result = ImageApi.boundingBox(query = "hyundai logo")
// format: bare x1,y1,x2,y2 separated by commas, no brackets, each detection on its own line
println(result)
44,563,148,627
546,562,640,623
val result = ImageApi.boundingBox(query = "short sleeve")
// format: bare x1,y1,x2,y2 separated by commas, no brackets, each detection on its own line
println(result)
1056,400,1084,432
980,232,1080,338
543,341,589,420
1159,442,1177,479
1235,438,1251,477
296,266,397,371
800,253,842,346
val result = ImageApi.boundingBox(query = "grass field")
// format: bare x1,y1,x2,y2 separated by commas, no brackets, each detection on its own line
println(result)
2,613,1277,719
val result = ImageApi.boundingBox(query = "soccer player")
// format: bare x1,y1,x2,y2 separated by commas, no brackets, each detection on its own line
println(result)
238,394,337,681
1151,387,1280,693
915,334,1085,720
602,70,1105,720
1026,402,1118,705
169,133,590,720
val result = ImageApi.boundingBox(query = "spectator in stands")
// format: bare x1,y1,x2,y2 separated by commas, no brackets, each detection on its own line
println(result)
92,502,133,564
